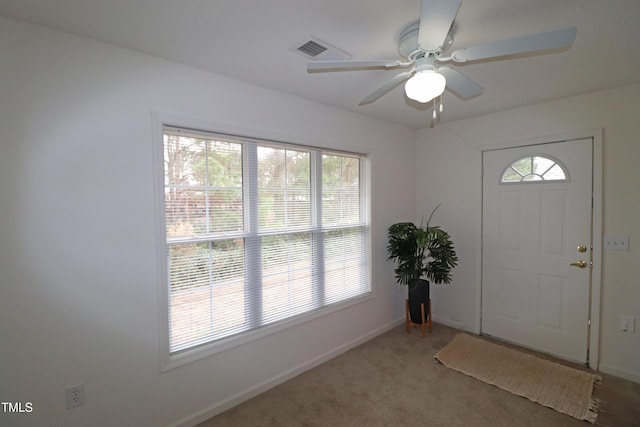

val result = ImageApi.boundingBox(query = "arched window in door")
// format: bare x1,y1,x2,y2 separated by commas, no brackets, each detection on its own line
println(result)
500,155,568,183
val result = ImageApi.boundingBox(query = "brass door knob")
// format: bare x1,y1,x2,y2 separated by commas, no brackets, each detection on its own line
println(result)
569,260,587,268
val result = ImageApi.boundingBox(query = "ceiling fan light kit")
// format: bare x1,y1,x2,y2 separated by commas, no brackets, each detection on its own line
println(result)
404,60,446,103
405,69,446,103
307,0,577,123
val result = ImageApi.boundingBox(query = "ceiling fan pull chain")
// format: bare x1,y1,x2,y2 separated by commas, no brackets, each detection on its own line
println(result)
431,98,437,128
438,96,444,121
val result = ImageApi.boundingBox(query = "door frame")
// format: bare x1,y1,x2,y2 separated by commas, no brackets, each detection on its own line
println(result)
477,129,603,370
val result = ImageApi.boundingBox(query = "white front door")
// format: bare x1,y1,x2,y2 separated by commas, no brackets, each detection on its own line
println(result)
482,139,593,363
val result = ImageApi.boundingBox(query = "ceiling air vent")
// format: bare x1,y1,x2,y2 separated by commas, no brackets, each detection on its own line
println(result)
292,36,351,61
297,40,328,58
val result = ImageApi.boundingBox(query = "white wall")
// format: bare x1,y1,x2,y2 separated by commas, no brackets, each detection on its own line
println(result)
417,84,640,383
0,17,416,426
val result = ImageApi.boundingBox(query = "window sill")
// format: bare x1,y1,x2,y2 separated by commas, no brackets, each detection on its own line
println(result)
161,290,374,371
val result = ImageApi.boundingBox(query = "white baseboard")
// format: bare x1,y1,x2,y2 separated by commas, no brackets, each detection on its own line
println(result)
432,315,473,333
598,363,640,384
168,318,405,427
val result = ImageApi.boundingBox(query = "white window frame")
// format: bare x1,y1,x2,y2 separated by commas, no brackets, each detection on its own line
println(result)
152,114,372,371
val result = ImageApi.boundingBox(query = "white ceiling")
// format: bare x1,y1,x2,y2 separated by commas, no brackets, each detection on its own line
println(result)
2,0,639,129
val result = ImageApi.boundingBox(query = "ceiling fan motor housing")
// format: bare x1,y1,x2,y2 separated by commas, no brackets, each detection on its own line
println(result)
398,22,453,59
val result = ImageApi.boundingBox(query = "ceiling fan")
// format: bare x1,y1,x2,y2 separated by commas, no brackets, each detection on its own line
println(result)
308,0,577,112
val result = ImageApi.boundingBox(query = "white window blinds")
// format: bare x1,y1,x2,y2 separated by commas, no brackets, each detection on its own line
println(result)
161,127,370,354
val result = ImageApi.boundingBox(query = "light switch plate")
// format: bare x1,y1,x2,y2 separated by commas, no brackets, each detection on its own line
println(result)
604,235,629,251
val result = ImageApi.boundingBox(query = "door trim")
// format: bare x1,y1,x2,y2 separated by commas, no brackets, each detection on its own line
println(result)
478,129,602,370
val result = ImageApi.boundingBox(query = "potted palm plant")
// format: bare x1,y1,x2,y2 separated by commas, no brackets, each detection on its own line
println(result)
387,205,458,324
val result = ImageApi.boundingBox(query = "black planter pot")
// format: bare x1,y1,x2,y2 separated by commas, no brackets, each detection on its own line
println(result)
408,279,430,324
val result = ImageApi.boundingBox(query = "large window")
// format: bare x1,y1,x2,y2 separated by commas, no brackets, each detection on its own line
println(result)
158,126,370,360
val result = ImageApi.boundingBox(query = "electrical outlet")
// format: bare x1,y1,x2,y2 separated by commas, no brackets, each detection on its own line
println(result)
620,315,636,333
65,384,85,409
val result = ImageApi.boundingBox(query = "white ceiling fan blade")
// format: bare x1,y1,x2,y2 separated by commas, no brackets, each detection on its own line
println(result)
449,27,577,63
308,59,406,72
358,70,414,105
438,66,483,99
418,0,461,52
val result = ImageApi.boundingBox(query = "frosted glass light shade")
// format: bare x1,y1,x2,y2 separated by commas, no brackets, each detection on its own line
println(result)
404,70,446,103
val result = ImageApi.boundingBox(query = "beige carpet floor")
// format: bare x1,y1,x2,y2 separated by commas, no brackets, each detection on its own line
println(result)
200,323,640,426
